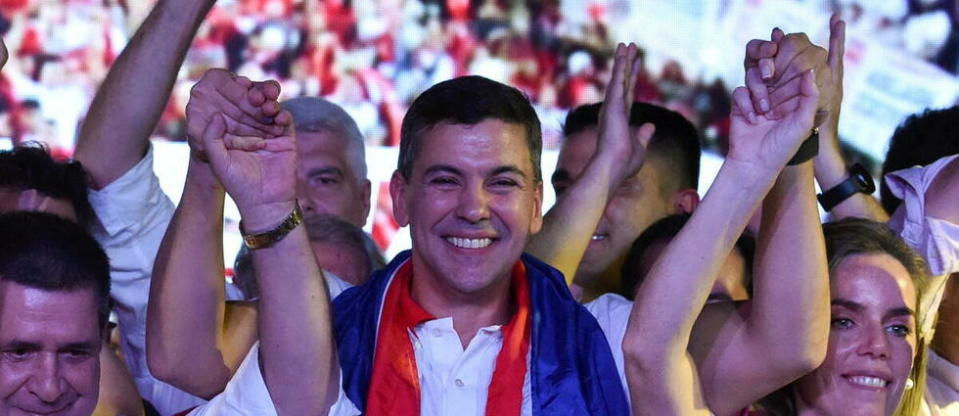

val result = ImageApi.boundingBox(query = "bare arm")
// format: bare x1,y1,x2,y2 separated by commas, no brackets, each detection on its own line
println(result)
692,162,829,416
812,16,887,221
743,16,887,222
623,69,820,416
93,341,146,416
201,112,338,415
146,158,235,398
147,70,280,397
527,43,652,284
74,0,215,189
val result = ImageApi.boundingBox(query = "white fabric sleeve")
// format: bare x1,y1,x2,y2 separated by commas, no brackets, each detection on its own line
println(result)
189,343,360,416
886,154,959,277
87,145,206,414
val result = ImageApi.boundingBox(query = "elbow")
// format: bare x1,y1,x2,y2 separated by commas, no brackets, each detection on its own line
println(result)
764,333,827,380
622,331,680,376
147,345,227,400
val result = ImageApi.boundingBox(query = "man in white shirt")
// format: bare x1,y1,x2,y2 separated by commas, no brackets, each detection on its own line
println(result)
72,2,374,414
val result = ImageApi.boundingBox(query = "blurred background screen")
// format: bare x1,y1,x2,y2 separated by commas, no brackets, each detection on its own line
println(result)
1,0,956,255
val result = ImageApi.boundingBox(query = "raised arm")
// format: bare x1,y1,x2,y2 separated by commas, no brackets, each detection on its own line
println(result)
526,43,653,284
692,142,828,416
74,0,215,189
201,111,338,415
147,70,280,397
744,16,887,222
623,68,820,415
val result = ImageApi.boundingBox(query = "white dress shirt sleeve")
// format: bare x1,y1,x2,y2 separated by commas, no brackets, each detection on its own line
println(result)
188,343,360,416
885,154,959,277
87,145,206,414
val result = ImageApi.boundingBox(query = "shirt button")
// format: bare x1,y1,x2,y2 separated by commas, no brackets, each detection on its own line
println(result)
431,328,442,337
455,379,465,387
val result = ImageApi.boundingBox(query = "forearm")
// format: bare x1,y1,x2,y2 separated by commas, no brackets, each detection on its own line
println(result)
624,161,774,401
750,163,829,372
248,206,337,415
146,159,231,398
76,0,215,188
94,343,146,416
527,157,618,284
814,129,888,221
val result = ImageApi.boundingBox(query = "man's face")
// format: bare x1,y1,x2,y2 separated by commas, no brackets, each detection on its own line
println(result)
391,119,543,297
796,253,917,416
554,127,677,280
0,281,101,416
295,130,371,228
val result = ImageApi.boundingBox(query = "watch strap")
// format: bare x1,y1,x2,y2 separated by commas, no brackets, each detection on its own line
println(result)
817,164,875,211
241,201,304,249
787,128,820,166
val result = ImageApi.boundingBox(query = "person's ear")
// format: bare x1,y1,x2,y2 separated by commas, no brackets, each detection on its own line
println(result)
673,188,700,213
389,171,410,227
530,182,543,234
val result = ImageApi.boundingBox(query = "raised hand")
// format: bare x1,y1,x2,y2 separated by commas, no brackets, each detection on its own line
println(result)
742,23,835,122
186,69,285,160
597,42,656,191
728,69,819,173
200,110,297,231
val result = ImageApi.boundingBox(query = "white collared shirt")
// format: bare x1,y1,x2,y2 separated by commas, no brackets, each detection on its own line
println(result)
190,293,632,416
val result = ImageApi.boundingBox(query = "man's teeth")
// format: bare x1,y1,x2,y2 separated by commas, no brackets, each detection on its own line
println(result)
848,376,888,388
447,237,493,249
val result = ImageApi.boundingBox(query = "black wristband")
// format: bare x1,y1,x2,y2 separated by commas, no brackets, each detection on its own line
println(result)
787,129,819,166
817,163,876,211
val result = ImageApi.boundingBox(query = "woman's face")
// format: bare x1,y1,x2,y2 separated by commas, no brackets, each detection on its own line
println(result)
796,253,918,416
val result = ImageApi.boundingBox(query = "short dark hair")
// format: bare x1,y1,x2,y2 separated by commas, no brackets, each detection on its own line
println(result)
0,212,111,332
619,213,754,299
0,144,93,225
398,75,543,182
881,107,959,214
562,102,701,190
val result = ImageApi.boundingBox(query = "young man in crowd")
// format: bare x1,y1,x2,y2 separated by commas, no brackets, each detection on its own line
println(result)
527,101,701,301
0,212,111,416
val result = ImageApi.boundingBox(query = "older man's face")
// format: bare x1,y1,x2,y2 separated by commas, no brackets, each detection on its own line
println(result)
0,281,101,416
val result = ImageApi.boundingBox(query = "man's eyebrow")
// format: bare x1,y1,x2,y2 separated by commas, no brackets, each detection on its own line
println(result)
831,299,864,311
423,165,462,176
306,167,344,177
491,165,528,178
1,340,41,350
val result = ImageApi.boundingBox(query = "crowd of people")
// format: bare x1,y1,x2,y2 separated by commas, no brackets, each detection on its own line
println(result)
1,1,959,416
1,0,958,155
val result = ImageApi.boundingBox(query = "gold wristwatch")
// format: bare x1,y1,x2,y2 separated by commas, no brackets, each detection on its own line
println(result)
241,201,304,249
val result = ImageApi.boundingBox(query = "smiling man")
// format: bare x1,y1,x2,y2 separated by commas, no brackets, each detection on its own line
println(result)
0,212,111,416
188,74,629,416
